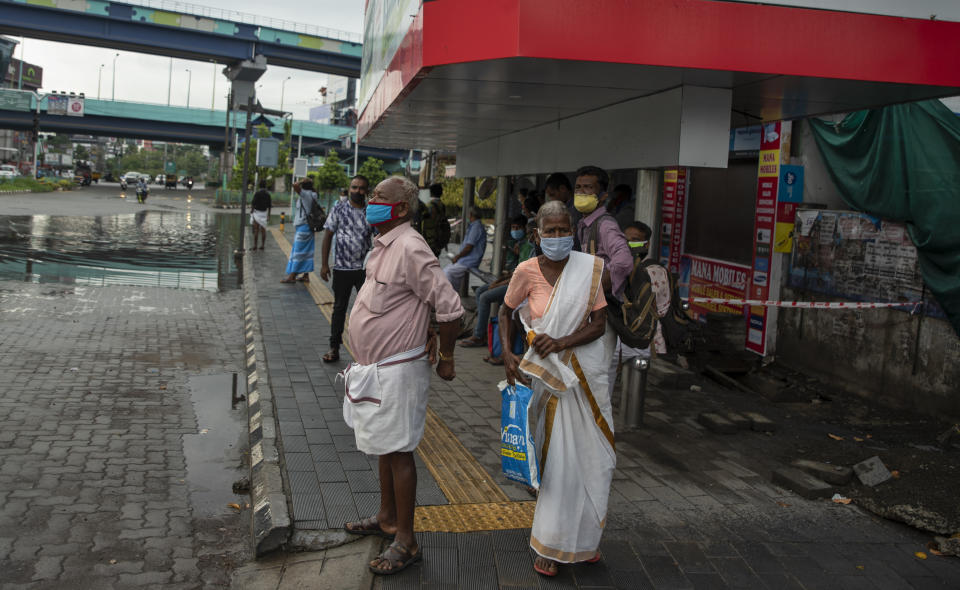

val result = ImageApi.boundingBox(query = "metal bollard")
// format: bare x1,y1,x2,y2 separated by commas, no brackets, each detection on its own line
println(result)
619,357,649,430
280,211,285,231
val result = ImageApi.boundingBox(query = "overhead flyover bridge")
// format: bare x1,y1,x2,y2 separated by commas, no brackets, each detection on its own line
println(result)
0,89,404,160
0,0,362,76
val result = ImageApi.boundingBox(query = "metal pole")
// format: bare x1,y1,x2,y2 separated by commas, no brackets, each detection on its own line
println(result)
31,94,39,179
17,37,24,90
490,176,509,277
237,95,254,254
281,76,290,112
97,64,104,100
211,63,216,110
166,57,172,106
292,131,301,220
185,69,192,107
111,53,119,100
222,90,231,191
459,177,475,298
353,128,359,177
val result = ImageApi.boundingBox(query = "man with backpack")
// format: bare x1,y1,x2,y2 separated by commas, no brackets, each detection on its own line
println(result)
606,221,678,395
420,183,451,257
281,178,323,284
573,165,634,299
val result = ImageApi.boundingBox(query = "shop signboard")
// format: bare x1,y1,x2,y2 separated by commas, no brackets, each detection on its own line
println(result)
658,168,688,271
685,255,750,318
747,121,792,355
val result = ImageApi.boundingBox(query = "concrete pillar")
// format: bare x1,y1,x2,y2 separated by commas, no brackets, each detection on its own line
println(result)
459,177,475,298
635,169,662,252
490,176,510,277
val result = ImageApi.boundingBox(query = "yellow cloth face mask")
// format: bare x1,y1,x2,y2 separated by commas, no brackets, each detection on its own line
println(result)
574,193,599,214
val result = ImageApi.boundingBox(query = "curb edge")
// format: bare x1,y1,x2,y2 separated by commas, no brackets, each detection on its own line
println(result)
243,248,292,556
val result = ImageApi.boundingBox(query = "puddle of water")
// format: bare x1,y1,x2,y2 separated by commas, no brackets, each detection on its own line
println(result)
0,211,246,291
183,373,248,517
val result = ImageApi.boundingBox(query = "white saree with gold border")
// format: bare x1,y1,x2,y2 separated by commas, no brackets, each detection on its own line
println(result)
517,251,617,563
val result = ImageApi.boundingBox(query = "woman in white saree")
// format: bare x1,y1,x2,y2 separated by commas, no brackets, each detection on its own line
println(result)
498,200,617,577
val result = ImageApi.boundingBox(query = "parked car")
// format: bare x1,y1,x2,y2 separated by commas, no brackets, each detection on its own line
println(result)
0,164,17,179
122,171,144,184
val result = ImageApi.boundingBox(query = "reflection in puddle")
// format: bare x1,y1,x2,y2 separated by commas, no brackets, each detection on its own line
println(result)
0,211,243,291
183,373,248,517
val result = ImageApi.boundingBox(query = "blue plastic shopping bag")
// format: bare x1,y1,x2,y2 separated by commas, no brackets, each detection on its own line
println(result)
500,381,540,489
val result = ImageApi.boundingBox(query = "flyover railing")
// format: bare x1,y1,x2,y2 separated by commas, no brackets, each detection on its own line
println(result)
122,0,362,42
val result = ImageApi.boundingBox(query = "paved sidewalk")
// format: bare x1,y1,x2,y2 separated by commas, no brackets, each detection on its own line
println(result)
0,281,250,589
248,227,960,590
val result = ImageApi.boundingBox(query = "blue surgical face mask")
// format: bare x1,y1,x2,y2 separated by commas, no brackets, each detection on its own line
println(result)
539,236,574,261
510,229,525,240
365,202,402,226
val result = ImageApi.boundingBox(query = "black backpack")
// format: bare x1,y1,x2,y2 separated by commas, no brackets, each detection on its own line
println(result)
301,193,326,233
607,259,662,349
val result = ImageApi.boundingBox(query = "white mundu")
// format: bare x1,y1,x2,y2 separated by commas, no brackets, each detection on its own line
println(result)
517,251,617,563
342,345,430,456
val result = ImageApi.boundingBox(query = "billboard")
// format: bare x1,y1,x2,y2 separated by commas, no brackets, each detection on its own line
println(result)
359,0,420,113
4,58,43,89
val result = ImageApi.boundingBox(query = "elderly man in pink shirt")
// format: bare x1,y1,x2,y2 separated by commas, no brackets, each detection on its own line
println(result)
341,176,463,576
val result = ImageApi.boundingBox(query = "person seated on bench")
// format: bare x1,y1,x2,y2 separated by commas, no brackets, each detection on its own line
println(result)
444,206,486,290
458,216,536,351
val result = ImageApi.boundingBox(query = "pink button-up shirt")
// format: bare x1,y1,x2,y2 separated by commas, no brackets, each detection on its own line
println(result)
347,222,464,366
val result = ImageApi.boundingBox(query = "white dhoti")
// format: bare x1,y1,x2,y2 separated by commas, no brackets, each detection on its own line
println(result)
516,252,617,563
342,345,430,455
251,210,268,228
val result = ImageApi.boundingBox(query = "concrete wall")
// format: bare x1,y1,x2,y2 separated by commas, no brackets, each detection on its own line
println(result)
775,120,960,419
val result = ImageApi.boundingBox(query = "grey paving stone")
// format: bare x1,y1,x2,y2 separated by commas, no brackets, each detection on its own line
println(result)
640,555,693,589
665,541,716,575
315,461,347,483
284,452,315,472
494,549,539,587
458,533,495,567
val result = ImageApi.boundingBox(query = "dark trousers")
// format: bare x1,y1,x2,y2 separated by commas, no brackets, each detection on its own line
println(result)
331,268,365,348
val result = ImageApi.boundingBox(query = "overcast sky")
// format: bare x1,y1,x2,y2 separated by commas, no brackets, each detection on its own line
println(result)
10,0,364,120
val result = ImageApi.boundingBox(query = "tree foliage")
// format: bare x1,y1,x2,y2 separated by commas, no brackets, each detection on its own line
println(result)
312,149,350,192
356,157,387,189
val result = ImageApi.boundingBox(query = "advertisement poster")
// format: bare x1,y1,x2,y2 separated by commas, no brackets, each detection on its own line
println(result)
685,255,750,318
66,97,84,117
659,169,678,265
47,95,68,116
669,168,688,274
746,120,791,355
774,164,804,253
658,168,688,272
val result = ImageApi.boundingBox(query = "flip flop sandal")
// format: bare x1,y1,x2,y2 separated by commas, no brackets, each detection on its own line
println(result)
343,517,395,539
369,541,422,575
322,350,340,363
585,553,601,564
280,278,297,284
533,559,558,577
298,276,310,282
485,356,504,366
458,337,486,348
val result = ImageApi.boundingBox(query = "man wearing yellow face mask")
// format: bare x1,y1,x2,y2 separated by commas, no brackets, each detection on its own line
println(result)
573,165,634,299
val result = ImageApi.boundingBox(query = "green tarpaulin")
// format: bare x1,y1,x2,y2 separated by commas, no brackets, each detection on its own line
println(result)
809,100,960,335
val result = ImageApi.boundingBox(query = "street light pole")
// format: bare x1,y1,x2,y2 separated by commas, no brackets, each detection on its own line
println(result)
111,53,119,100
166,57,172,106
97,64,104,100
211,62,216,110
185,68,192,107
280,76,291,112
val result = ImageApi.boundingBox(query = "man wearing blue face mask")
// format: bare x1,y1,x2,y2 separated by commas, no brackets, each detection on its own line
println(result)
443,206,487,290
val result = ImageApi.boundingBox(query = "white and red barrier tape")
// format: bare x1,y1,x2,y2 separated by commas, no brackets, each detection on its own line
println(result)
686,297,923,313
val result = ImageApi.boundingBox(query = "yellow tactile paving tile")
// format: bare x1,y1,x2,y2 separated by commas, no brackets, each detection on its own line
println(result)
414,501,535,533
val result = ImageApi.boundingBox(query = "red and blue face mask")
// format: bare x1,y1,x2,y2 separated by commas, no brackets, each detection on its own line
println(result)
366,201,404,226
